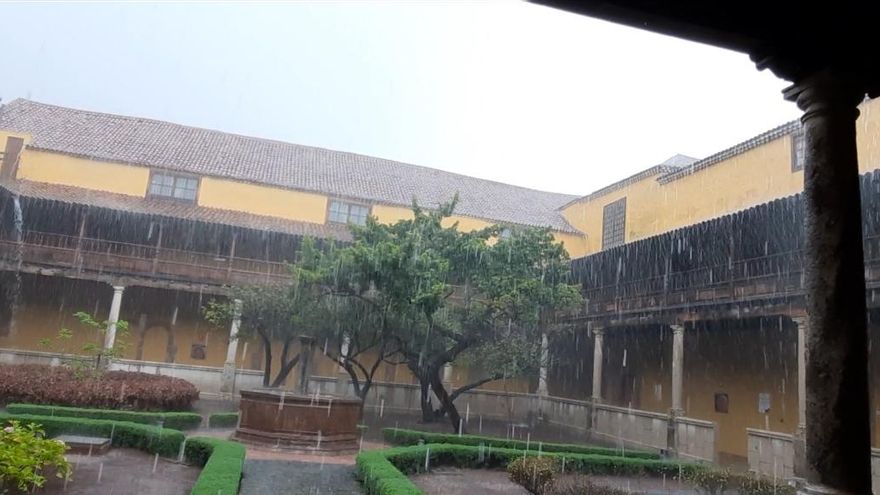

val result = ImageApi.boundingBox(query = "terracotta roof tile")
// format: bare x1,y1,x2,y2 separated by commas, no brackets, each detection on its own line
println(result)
0,99,579,233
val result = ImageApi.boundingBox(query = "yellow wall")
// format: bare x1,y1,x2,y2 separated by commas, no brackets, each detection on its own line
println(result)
198,177,329,224
564,98,880,257
16,149,150,197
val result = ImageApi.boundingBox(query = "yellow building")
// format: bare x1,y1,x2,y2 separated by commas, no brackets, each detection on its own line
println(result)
2,97,880,466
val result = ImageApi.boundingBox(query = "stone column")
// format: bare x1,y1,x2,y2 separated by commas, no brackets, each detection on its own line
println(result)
220,299,242,395
335,335,351,396
792,315,808,479
536,332,550,397
670,324,685,413
103,285,125,352
784,71,871,494
591,328,604,402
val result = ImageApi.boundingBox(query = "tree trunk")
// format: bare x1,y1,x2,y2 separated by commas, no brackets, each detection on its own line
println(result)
419,376,434,422
430,369,462,433
270,354,300,387
261,336,272,387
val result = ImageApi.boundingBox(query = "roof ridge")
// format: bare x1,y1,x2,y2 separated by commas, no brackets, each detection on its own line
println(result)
7,98,577,200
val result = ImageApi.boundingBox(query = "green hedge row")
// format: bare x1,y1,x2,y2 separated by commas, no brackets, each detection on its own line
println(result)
184,437,246,495
0,412,185,457
382,428,659,460
7,403,203,430
357,443,704,495
208,412,239,428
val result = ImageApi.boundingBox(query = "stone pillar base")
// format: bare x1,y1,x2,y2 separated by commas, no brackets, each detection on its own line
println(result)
220,361,236,395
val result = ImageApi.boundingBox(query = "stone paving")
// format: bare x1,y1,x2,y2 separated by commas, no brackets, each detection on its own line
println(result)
240,460,362,495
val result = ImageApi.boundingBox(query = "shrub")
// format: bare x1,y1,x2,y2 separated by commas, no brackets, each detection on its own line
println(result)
184,437,246,495
547,476,632,495
508,456,558,494
357,443,706,495
7,404,202,430
0,364,199,411
686,468,732,494
208,412,239,428
0,420,71,492
0,413,185,458
382,428,658,460
731,473,796,495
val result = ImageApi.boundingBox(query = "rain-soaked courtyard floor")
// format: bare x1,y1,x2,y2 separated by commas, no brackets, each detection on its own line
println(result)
39,448,200,495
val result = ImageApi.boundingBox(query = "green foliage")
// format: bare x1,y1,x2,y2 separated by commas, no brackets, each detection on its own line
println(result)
382,428,659,459
686,468,732,494
207,412,239,428
546,476,631,495
0,412,185,458
507,456,558,494
6,404,202,430
0,420,71,492
357,443,706,495
356,450,423,495
731,473,795,495
37,311,131,373
184,437,246,495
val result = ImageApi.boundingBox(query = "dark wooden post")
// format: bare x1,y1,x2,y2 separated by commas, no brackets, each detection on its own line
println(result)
73,209,88,271
226,232,237,281
151,223,163,274
784,70,870,494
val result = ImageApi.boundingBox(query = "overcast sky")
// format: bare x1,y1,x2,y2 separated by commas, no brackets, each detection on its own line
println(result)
0,1,800,196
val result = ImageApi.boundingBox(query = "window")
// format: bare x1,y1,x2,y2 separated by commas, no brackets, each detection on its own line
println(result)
714,393,729,413
791,131,805,171
602,197,626,249
328,200,370,225
149,172,199,202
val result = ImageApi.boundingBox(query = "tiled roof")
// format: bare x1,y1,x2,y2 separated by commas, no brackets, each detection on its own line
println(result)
2,180,353,242
559,155,696,208
0,99,579,233
657,121,800,184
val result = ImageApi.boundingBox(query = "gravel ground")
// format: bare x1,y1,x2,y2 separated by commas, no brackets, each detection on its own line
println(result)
240,460,362,495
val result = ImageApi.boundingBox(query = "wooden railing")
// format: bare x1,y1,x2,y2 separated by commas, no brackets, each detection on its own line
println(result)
579,234,880,317
0,230,293,287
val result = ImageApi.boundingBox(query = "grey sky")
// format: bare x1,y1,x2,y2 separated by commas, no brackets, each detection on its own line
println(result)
0,1,799,196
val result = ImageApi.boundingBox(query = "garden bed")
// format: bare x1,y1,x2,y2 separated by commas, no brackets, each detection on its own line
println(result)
0,364,199,410
0,413,245,495
7,403,203,430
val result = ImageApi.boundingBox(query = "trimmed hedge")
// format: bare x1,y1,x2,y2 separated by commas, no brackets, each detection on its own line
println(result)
382,428,659,460
0,364,199,410
184,437,246,495
7,403,203,430
0,412,185,458
208,412,239,428
357,443,704,495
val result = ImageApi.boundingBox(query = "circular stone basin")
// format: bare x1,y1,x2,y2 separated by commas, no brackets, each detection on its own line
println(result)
233,388,362,455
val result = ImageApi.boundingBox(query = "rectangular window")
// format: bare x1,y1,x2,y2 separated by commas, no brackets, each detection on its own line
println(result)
602,197,626,249
791,131,805,171
149,172,199,202
328,200,370,226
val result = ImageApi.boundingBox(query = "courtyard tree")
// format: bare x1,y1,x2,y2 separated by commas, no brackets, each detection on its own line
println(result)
203,279,326,388
339,197,581,431
293,239,400,407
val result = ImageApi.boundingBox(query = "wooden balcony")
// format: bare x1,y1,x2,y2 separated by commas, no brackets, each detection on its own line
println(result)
0,230,292,291
576,234,880,323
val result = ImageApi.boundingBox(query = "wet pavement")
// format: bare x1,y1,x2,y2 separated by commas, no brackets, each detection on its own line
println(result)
240,459,362,495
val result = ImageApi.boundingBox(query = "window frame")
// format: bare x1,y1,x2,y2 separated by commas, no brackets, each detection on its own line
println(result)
791,130,806,172
601,197,627,249
326,199,372,226
148,170,201,203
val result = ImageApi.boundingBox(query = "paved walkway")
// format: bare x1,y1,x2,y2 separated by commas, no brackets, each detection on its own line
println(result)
240,460,362,495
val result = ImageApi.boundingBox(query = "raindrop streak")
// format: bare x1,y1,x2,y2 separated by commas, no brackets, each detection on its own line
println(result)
424,447,430,472
97,463,104,483
152,453,159,474
178,438,188,463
